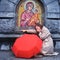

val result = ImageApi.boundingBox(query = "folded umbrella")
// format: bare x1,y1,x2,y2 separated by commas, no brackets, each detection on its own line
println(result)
11,34,42,58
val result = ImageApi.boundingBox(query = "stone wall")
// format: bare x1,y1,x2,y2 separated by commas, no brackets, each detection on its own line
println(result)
0,0,19,32
0,0,59,33
0,0,60,33
0,0,60,49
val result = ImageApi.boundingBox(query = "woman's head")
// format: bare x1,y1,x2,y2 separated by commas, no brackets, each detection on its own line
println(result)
35,23,43,32
26,2,34,11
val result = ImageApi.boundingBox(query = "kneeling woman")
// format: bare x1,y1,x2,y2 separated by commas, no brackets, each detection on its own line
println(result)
35,23,54,55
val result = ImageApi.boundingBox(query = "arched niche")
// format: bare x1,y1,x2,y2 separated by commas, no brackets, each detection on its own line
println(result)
16,0,44,30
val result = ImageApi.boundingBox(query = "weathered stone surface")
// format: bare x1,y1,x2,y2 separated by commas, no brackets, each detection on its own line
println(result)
0,0,60,49
0,12,16,17
58,20,60,32
45,19,59,33
47,1,59,12
43,0,54,4
8,0,19,4
0,0,16,12
0,19,16,32
46,13,60,18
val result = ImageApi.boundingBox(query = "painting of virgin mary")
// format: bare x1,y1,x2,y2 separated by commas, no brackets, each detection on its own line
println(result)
20,2,39,28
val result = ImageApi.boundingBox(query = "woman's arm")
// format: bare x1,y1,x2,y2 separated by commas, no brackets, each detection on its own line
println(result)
21,29,36,33
39,30,51,40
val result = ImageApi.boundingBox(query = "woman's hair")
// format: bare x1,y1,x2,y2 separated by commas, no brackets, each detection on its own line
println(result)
35,23,43,29
26,2,34,9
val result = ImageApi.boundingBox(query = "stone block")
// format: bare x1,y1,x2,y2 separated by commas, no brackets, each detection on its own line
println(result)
47,1,59,12
8,0,19,4
46,13,60,18
58,20,60,32
0,12,15,17
45,19,59,33
0,0,15,12
43,0,54,4
0,19,16,32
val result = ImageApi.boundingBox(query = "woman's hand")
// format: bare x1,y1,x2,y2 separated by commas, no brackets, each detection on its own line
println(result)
22,30,27,32
20,30,37,33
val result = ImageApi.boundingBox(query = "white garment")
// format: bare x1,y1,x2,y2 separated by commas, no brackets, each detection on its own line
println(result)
44,52,59,56
39,26,54,55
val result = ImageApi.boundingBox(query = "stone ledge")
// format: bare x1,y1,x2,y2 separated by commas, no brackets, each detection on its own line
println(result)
0,12,16,18
46,13,60,18
0,34,22,38
52,34,60,41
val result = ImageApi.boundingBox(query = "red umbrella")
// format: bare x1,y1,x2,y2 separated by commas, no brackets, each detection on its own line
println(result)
11,34,42,58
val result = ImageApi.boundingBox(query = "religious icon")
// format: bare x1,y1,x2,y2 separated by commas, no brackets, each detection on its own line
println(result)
17,0,44,31
20,2,39,29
